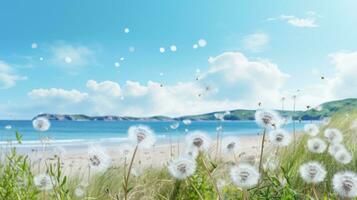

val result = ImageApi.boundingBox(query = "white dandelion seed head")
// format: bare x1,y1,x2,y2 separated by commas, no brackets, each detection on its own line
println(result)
304,124,319,137
324,128,343,144
193,44,198,49
88,146,111,172
333,171,357,198
34,174,53,191
31,43,38,49
255,110,282,129
307,138,327,153
168,157,196,180
328,143,346,156
170,122,180,130
182,119,192,125
185,131,212,152
159,47,165,53
170,45,177,52
334,149,352,165
198,39,207,47
128,125,156,148
32,117,51,132
74,186,85,197
299,161,326,184
230,163,260,189
263,157,279,172
268,129,292,147
124,27,130,33
221,136,240,155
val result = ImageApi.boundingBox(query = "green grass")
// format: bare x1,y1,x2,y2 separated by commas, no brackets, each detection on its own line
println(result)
1,109,357,199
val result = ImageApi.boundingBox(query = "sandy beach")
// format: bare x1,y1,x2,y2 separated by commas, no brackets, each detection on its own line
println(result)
17,135,264,176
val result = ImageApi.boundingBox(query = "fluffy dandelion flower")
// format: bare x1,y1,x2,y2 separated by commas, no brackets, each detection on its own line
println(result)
268,129,292,147
221,136,240,155
74,186,85,197
185,131,212,152
324,128,343,144
230,163,260,189
32,117,51,132
307,138,327,153
34,174,53,191
334,149,352,164
328,143,346,156
304,124,319,137
128,125,156,148
88,146,111,172
255,110,282,129
333,171,357,198
168,157,196,180
299,161,326,184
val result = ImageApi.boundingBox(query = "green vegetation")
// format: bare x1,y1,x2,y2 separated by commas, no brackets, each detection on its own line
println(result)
2,107,357,199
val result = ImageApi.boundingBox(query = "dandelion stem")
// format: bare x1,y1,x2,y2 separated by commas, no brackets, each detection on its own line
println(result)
312,184,319,200
123,144,138,200
200,156,223,200
258,128,266,172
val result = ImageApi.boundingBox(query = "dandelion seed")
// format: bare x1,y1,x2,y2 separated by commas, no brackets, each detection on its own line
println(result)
34,174,53,191
230,163,260,189
168,157,196,180
120,57,125,61
299,161,326,184
74,186,85,197
88,146,111,172
255,109,282,129
304,124,319,137
170,45,177,52
124,28,130,33
4,125,12,130
198,39,207,47
128,125,156,148
332,171,357,198
334,149,352,164
170,122,179,129
159,47,165,53
185,131,211,152
193,44,198,49
114,62,120,67
328,143,346,156
268,129,292,147
221,136,240,155
182,119,192,125
39,57,44,61
64,56,72,63
31,43,38,49
324,128,343,144
32,117,51,132
208,57,214,63
307,138,327,153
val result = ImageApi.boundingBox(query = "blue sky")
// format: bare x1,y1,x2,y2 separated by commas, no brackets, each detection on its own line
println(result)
1,0,357,119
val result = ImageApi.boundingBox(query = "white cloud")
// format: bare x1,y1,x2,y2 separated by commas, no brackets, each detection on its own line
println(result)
86,80,121,97
28,88,88,103
243,33,270,52
269,12,318,28
21,51,291,117
50,42,94,68
0,60,27,89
